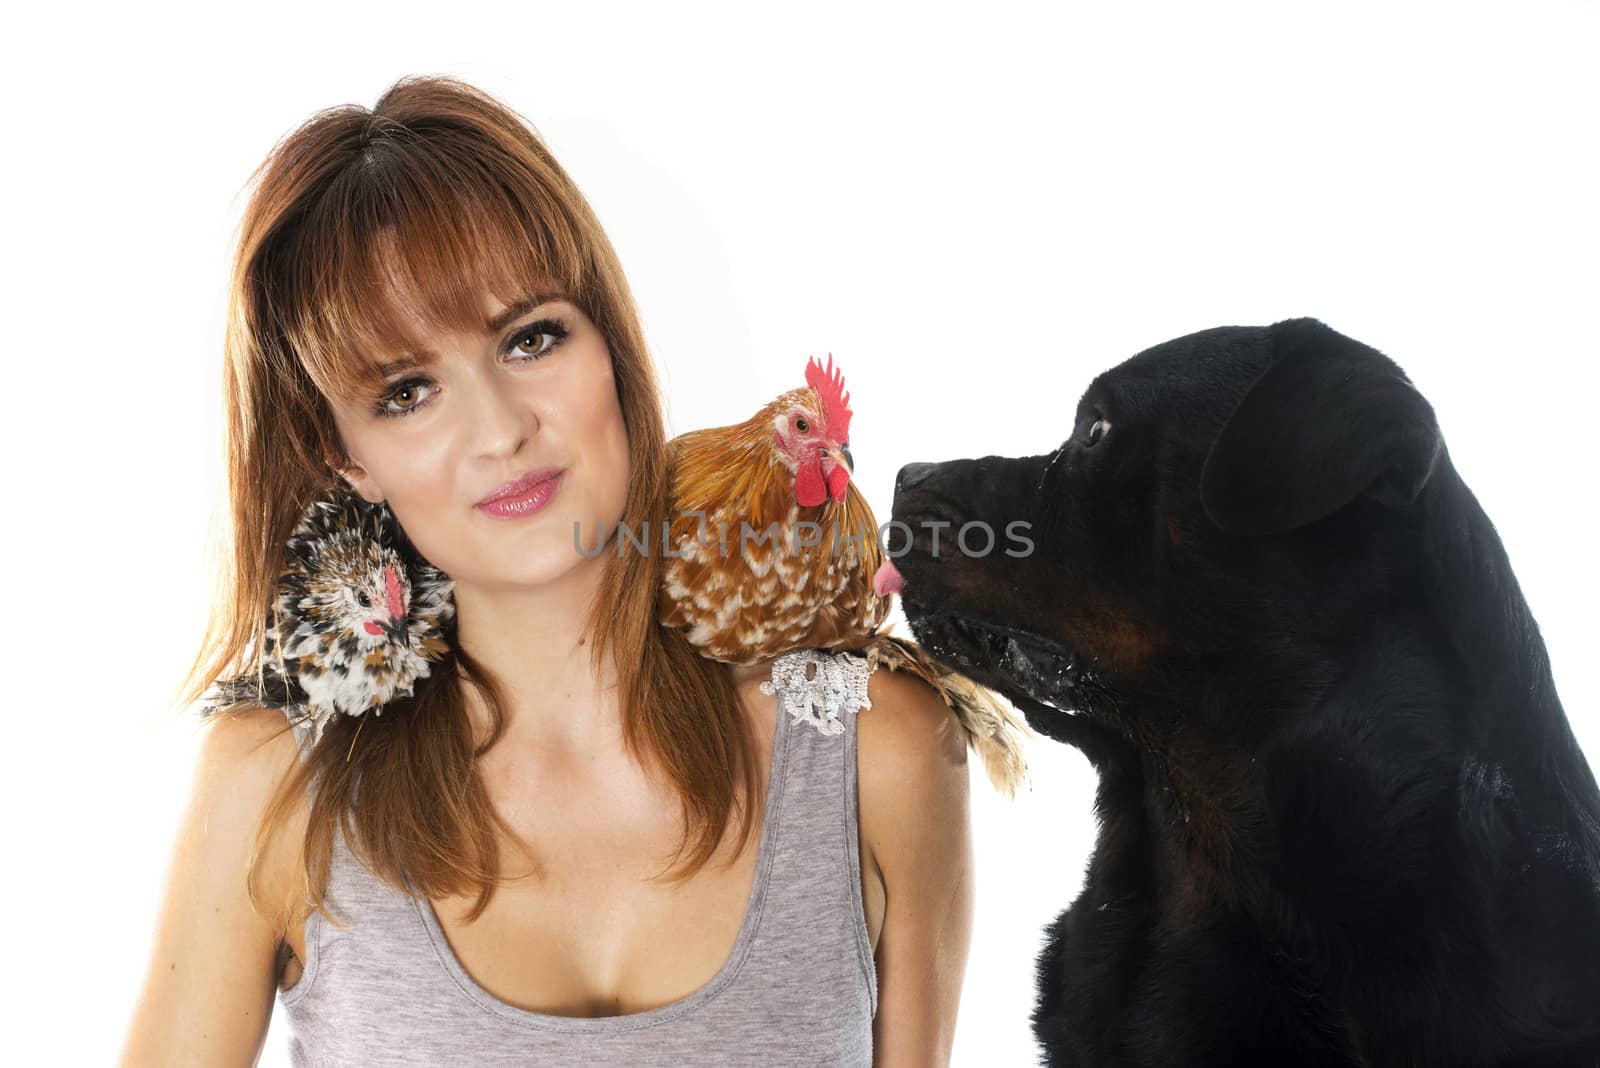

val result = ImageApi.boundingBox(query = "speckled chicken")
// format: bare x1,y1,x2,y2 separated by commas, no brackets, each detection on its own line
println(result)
198,489,456,747
658,355,1032,794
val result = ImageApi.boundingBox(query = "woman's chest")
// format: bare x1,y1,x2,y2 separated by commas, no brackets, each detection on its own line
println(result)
456,797,773,1011
279,762,886,1005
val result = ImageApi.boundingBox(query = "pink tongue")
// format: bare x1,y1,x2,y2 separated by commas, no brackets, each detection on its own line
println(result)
872,559,904,598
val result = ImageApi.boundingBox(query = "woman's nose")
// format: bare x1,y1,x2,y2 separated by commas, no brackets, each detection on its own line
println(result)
466,374,539,455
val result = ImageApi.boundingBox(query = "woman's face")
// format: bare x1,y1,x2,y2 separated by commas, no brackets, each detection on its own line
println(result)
329,284,631,594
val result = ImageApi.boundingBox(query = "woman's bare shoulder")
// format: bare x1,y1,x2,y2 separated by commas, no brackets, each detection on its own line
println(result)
195,706,308,823
858,665,970,780
199,703,302,762
193,705,311,901
119,706,309,1063
855,664,969,848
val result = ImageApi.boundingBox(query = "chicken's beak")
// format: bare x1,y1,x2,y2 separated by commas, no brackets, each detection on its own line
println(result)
827,444,854,475
383,617,412,647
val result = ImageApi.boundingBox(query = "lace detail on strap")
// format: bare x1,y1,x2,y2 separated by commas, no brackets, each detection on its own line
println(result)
760,649,873,737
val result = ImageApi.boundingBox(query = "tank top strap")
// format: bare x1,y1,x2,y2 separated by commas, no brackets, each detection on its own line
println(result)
759,647,876,740
755,647,880,1017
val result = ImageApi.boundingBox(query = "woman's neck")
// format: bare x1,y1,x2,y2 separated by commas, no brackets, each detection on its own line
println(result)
451,554,623,753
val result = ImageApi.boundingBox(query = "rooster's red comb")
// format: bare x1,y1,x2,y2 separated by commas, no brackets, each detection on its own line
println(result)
804,353,852,442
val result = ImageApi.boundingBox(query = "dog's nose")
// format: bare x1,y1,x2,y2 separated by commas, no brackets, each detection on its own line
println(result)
896,462,936,493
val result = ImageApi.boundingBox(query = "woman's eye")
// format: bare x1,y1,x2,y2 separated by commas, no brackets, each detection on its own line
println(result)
377,378,435,418
1086,417,1110,447
509,317,571,360
374,378,434,417
512,329,555,358
372,317,572,419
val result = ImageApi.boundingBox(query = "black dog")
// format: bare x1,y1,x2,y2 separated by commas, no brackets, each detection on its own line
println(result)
889,318,1600,1066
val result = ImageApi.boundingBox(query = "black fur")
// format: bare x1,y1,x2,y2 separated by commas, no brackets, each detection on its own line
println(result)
889,318,1600,1066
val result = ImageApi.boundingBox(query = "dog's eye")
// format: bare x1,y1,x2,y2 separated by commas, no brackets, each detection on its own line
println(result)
1087,417,1111,447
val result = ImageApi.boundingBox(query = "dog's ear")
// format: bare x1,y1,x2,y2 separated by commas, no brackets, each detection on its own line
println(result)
1199,317,1442,537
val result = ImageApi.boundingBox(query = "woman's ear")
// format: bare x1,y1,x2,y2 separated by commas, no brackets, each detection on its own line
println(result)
1198,317,1442,537
334,455,386,505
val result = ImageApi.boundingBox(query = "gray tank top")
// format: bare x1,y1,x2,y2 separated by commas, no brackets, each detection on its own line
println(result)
276,648,879,1065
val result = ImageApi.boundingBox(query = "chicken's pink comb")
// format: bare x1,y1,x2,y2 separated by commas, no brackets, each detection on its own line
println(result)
384,564,406,621
804,353,852,442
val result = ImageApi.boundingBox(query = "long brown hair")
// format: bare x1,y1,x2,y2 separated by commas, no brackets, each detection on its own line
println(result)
172,74,758,927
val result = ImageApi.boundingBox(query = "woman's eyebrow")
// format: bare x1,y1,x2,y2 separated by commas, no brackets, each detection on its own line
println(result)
486,291,565,331
372,352,435,378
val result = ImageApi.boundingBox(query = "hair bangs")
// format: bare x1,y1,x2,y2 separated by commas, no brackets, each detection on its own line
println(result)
281,135,589,408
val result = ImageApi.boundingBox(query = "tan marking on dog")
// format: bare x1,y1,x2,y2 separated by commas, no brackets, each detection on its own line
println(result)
1162,509,1187,547
1075,610,1160,677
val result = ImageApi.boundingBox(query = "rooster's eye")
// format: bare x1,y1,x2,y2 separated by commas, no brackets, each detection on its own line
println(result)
795,417,810,434
357,592,372,607
1087,418,1110,447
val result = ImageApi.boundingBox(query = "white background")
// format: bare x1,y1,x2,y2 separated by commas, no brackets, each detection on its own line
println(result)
4,1,1596,1064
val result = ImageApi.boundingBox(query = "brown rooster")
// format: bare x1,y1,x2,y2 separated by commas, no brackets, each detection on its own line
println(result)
658,355,1031,795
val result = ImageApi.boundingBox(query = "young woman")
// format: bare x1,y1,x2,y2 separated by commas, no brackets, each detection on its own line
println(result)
120,75,972,1065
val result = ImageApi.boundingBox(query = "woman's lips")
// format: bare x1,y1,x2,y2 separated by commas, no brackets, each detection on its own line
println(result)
479,466,564,504
476,470,565,519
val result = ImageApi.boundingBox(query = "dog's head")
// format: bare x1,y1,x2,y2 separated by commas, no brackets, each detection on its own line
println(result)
888,317,1444,729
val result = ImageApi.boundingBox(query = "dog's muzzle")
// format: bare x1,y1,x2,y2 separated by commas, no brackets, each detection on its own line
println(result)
910,610,1082,710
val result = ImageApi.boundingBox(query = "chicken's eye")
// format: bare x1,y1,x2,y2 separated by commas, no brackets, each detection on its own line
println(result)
795,417,810,434
357,592,372,608
1087,417,1111,447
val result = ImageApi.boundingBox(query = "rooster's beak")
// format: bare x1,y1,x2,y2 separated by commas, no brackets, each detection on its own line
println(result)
828,444,854,475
